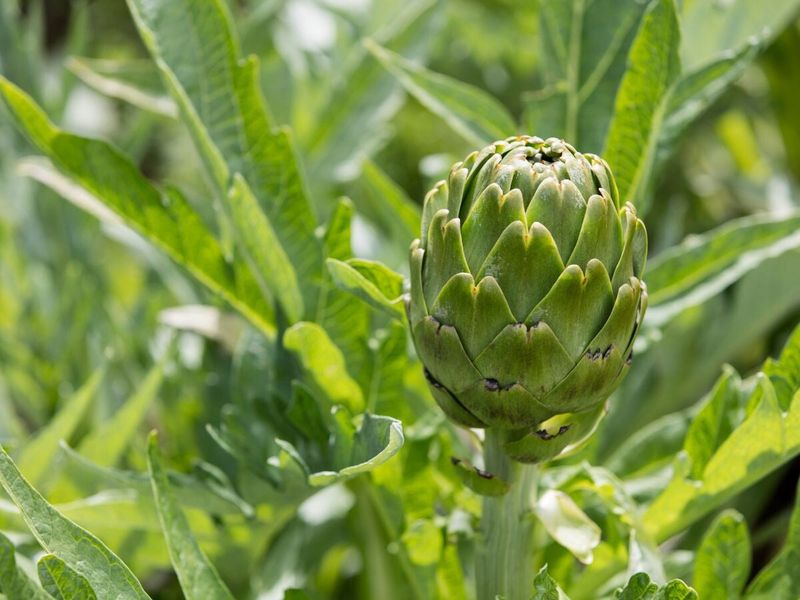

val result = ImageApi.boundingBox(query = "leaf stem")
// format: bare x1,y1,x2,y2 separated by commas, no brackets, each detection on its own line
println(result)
476,429,538,600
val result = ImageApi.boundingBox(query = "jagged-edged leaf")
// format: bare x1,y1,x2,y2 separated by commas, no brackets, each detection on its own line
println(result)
147,433,236,600
614,572,697,599
125,0,322,310
327,258,405,317
283,322,365,413
38,555,97,600
0,77,276,336
66,56,176,117
16,368,104,488
0,532,52,600
644,325,800,542
228,174,304,323
77,361,164,468
366,40,516,146
693,510,750,600
528,0,649,151
0,446,151,599
603,0,680,210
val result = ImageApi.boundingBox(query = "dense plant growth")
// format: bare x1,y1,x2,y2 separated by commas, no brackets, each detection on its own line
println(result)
1,0,800,598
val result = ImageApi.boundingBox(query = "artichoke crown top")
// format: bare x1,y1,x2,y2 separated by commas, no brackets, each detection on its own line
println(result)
408,135,648,462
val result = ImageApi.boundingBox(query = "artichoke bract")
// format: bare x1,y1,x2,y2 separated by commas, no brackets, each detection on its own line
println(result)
408,136,647,463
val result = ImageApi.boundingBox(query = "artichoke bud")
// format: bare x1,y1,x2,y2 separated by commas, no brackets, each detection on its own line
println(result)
408,136,647,463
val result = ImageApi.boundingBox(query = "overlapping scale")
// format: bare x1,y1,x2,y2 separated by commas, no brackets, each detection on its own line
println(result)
525,178,587,263
461,184,526,274
422,210,469,307
477,221,564,321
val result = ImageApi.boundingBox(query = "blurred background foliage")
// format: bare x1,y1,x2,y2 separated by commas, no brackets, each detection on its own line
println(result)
1,0,800,598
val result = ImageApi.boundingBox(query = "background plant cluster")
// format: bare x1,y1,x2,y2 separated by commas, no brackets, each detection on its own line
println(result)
1,0,800,598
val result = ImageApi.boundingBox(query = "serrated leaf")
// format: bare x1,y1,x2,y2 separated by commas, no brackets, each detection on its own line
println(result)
615,572,697,600
535,490,601,565
125,0,322,310
0,446,151,599
228,174,304,323
644,325,800,541
366,40,516,146
693,510,750,600
326,258,405,317
0,532,52,600
147,432,235,600
38,555,97,600
603,0,681,209
0,77,276,336
16,368,104,489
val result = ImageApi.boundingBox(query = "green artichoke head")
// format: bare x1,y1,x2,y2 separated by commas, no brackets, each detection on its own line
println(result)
408,136,647,463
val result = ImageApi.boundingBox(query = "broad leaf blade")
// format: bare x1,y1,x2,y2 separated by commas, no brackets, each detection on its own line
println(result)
0,446,151,599
125,0,322,310
0,77,275,336
147,433,235,600
326,258,405,317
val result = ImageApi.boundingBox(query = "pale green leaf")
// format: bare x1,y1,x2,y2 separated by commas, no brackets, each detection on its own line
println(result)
228,174,304,323
679,0,800,71
366,40,516,146
693,510,751,600
401,519,442,566
125,0,322,309
0,77,275,336
0,532,52,600
283,322,365,414
77,362,164,467
16,368,104,488
604,0,681,208
645,213,800,306
0,446,151,599
535,490,601,565
147,432,235,600
326,258,405,317
38,555,96,600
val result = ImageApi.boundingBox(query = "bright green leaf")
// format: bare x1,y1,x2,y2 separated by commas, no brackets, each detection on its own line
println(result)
326,258,405,317
0,532,52,600
693,510,751,600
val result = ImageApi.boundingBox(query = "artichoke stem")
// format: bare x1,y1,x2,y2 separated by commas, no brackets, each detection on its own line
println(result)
476,429,538,600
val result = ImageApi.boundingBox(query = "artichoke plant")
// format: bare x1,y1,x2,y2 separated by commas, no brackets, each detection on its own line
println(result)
408,136,647,463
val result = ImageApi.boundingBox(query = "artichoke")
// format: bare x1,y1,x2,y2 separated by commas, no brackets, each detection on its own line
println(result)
408,136,647,463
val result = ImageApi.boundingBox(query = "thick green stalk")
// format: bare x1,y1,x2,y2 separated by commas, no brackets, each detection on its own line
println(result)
476,429,538,600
